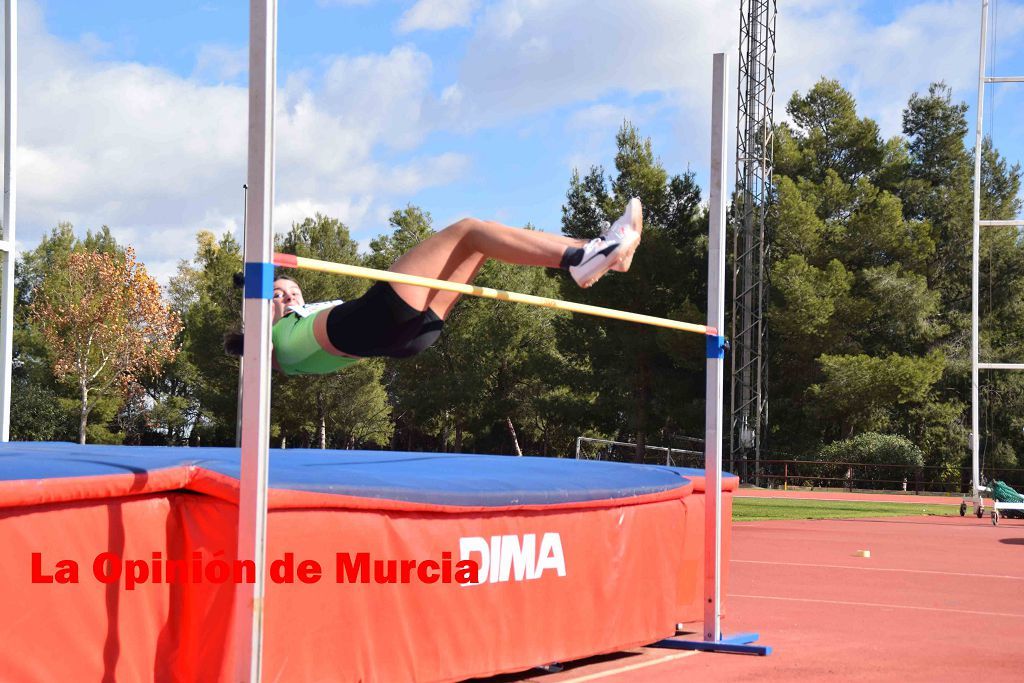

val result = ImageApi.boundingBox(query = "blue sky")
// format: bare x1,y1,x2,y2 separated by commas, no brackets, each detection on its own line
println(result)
7,0,1024,282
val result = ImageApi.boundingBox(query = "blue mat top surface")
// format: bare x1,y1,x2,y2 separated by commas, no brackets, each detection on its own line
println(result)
0,442,734,507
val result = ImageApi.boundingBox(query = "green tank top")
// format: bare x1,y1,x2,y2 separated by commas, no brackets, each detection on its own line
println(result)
271,306,361,376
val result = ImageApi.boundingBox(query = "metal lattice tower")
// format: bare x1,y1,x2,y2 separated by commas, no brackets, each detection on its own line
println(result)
729,0,776,483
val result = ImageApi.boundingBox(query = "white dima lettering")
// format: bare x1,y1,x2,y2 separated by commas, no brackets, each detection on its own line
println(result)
459,533,565,586
497,533,535,581
536,532,567,578
459,536,489,586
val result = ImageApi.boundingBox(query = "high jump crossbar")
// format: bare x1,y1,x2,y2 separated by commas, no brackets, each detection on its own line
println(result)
273,253,717,337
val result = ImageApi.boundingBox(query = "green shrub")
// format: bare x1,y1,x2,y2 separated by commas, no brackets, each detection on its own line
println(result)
819,432,924,490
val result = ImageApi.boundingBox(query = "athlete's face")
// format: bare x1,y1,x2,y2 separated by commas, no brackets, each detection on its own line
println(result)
272,278,305,323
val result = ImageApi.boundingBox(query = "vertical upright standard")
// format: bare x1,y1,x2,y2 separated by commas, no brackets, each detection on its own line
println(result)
970,0,1024,515
655,53,769,657
235,1,277,681
704,51,729,641
0,0,16,441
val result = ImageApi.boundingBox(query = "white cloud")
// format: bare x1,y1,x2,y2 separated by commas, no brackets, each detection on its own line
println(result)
429,0,736,185
316,0,377,6
271,153,470,233
193,44,248,82
567,103,636,132
397,0,480,34
446,0,1023,137
449,0,736,128
564,103,642,173
77,32,113,58
434,0,1023,186
16,2,466,283
274,197,372,237
320,46,436,149
776,1,1024,136
13,0,1024,289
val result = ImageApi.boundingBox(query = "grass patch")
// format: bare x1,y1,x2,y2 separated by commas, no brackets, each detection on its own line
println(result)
733,497,958,521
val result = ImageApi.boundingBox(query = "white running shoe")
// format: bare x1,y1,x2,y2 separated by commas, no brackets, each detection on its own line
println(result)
569,231,641,288
602,197,643,272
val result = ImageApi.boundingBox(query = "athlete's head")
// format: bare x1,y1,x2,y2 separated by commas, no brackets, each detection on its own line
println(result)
223,274,305,357
272,275,304,323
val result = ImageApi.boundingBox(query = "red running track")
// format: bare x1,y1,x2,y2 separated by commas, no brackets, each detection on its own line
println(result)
487,513,1024,682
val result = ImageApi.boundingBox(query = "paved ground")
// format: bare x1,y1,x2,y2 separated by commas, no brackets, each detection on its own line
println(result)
481,513,1024,682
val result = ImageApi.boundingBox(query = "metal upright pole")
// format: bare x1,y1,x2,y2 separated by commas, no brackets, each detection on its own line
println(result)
0,0,17,441
704,51,729,642
971,0,989,508
235,1,276,680
652,54,768,656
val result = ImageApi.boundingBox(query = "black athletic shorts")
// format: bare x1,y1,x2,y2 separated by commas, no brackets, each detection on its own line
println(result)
325,282,444,359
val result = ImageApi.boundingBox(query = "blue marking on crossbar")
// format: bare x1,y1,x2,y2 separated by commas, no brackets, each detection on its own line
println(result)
706,334,726,359
244,262,274,300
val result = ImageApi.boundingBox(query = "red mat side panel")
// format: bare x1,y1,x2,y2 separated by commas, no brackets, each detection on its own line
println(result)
676,491,733,624
0,494,183,682
0,467,194,509
0,484,703,682
174,493,238,683
0,492,241,683
253,499,688,683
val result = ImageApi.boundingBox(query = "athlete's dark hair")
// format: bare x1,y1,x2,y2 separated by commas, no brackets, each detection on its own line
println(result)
223,330,244,357
223,273,300,356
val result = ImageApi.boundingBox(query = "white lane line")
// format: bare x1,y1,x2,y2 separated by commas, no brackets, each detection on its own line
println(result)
553,651,699,683
731,594,1024,618
734,559,1024,581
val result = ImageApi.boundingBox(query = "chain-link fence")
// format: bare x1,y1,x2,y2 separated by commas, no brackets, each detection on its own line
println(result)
574,436,704,468
576,436,1024,495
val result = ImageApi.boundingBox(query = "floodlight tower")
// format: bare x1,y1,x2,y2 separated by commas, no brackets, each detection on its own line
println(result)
729,0,776,483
